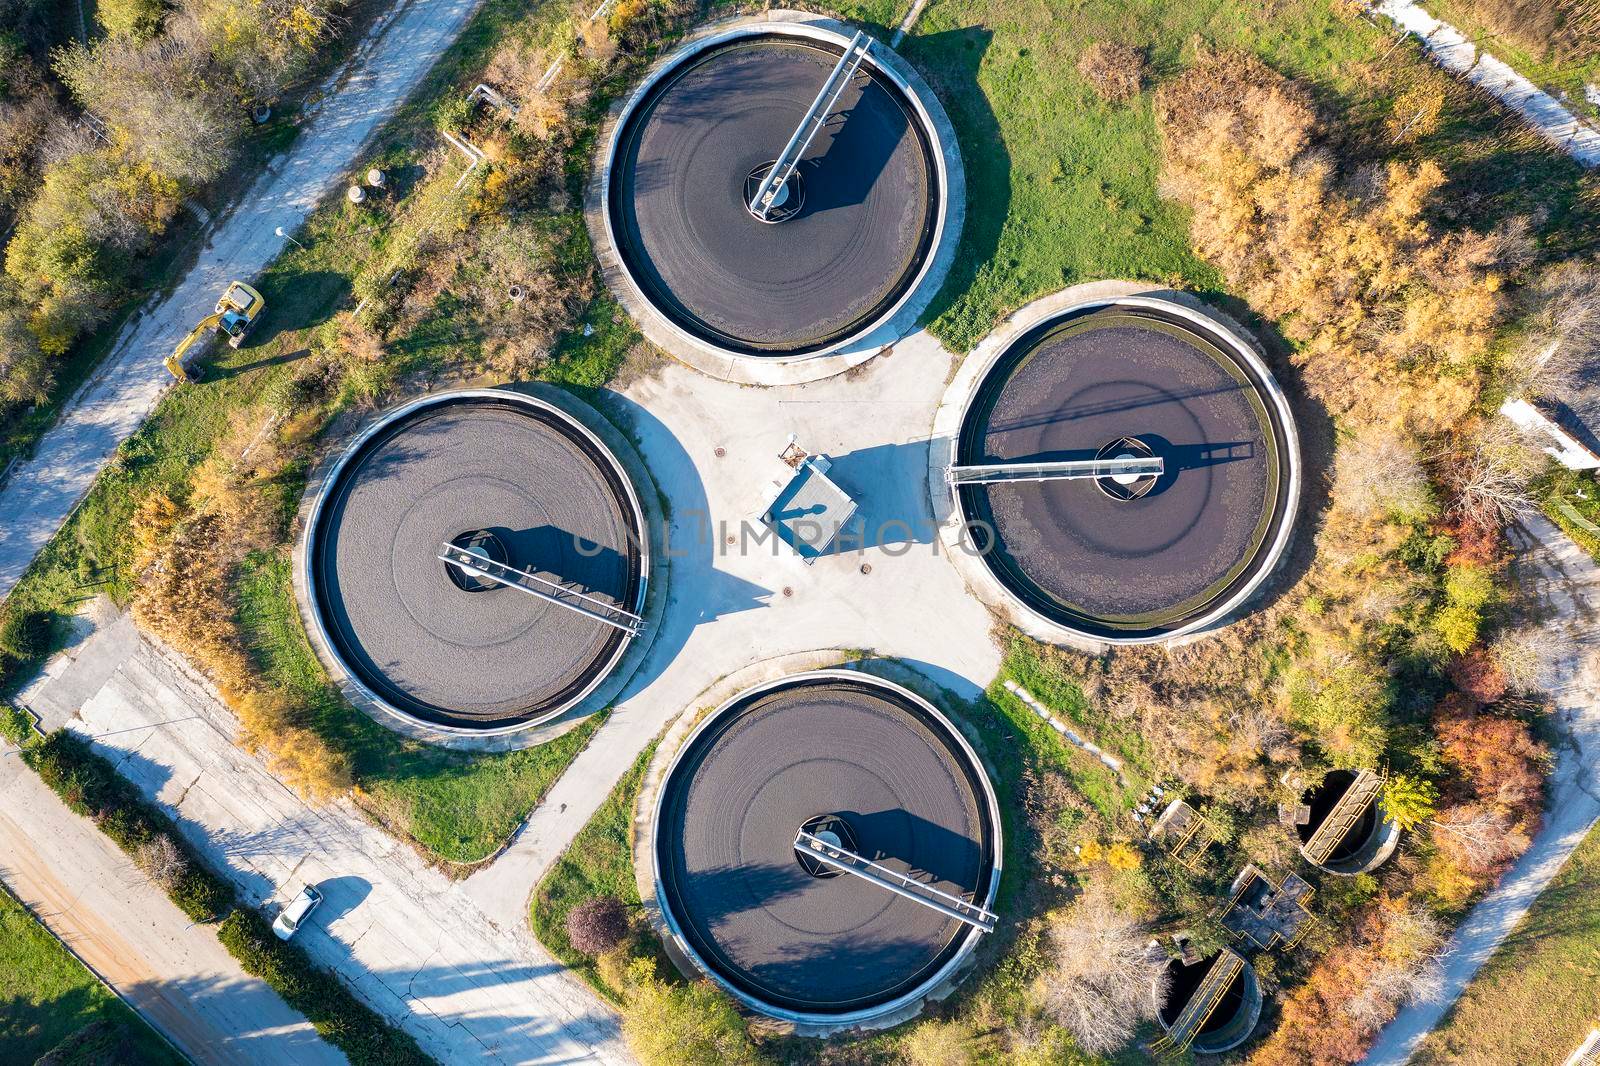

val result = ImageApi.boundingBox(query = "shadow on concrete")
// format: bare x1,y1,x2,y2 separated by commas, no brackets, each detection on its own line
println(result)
591,390,772,704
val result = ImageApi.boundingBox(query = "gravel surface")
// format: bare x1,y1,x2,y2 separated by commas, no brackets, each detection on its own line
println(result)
0,731,345,1066
610,36,935,354
657,677,993,1013
312,398,641,726
960,308,1281,634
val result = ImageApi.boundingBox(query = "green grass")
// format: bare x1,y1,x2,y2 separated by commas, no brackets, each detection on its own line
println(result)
1413,819,1600,1066
1540,468,1600,561
1425,0,1600,122
235,552,604,865
990,635,1148,819
0,884,183,1066
901,0,1588,352
531,741,655,1000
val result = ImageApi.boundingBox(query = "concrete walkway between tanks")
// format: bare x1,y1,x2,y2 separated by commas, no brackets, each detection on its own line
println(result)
0,739,346,1066
1374,0,1600,167
1361,512,1600,1065
18,611,629,1065
463,328,1005,927
0,0,487,602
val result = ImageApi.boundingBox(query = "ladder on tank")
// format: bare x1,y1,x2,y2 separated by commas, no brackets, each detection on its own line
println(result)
1149,950,1245,1056
945,456,1165,485
1301,769,1383,867
793,828,997,932
437,541,645,636
747,31,873,221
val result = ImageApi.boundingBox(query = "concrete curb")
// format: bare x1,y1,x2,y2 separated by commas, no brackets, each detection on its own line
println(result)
583,10,966,385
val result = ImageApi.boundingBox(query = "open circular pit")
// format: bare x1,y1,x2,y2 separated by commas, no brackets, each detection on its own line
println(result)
303,390,647,735
953,297,1299,643
652,671,1001,1024
602,22,947,360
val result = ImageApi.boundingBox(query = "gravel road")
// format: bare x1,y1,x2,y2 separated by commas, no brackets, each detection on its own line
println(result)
1360,512,1600,1065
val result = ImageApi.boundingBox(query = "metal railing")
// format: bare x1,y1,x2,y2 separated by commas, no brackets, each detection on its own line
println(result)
945,456,1164,485
748,31,872,220
1302,770,1383,867
1151,950,1244,1055
437,542,644,636
792,828,996,932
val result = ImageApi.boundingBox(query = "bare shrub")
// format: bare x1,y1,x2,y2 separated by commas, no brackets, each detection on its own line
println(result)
134,834,189,891
567,895,630,956
1448,419,1542,527
1345,904,1447,1029
1076,42,1145,104
1431,803,1529,874
1492,628,1551,692
1332,425,1433,522
1034,888,1168,1055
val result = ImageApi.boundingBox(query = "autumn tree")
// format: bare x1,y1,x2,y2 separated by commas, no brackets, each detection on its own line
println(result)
1034,888,1169,1055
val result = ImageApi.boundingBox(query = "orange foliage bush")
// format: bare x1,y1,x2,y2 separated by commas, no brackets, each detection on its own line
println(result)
1154,52,1528,432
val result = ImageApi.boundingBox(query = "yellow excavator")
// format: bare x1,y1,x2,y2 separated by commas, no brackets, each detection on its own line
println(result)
164,281,266,382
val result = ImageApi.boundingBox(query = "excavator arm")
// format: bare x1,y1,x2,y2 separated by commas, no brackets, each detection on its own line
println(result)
164,311,224,382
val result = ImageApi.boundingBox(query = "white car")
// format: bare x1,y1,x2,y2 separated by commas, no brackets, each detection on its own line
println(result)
272,884,323,940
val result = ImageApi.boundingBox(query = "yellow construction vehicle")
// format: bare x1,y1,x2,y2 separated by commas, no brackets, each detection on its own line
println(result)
164,281,266,382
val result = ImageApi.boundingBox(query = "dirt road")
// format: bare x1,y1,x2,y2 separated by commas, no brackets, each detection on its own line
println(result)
0,745,345,1066
0,0,483,601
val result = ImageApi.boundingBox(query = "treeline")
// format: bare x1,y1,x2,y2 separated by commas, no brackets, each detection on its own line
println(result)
0,0,347,418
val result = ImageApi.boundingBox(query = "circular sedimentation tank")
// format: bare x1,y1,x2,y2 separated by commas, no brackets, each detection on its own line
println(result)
1157,948,1262,1055
303,390,647,735
953,297,1299,643
652,671,1001,1024
601,22,948,360
1295,769,1401,875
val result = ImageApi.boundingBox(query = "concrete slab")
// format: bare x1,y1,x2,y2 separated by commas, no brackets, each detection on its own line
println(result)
20,617,630,1065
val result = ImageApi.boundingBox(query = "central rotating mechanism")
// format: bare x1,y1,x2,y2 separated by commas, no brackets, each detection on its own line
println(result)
652,672,1002,1022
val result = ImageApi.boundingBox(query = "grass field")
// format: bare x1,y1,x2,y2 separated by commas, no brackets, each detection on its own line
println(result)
902,0,1588,352
1541,468,1600,561
235,552,604,865
0,884,183,1065
1413,820,1600,1065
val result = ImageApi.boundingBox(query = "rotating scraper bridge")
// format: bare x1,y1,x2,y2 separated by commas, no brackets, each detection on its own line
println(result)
600,21,948,360
950,297,1300,644
303,391,647,734
650,672,1002,1024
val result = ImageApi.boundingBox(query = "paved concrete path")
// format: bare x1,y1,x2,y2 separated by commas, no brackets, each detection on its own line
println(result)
0,0,485,602
1375,0,1600,166
1361,512,1600,1065
21,613,628,1065
463,330,1005,925
0,739,346,1066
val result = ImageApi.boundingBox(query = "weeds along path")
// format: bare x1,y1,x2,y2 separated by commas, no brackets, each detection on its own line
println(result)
1361,512,1600,1066
1372,0,1600,166
0,0,484,602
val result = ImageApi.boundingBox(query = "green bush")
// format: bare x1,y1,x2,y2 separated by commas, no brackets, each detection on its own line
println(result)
23,730,232,922
618,957,765,1066
217,909,434,1065
0,607,51,659
0,701,34,745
